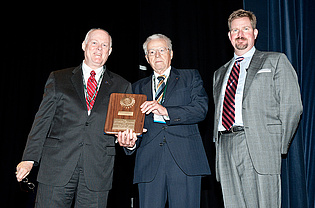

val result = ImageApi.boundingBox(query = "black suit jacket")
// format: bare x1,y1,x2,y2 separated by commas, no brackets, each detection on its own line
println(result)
22,64,132,191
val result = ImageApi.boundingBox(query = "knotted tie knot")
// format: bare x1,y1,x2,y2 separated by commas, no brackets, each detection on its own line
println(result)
157,75,166,82
90,70,96,77
235,57,244,64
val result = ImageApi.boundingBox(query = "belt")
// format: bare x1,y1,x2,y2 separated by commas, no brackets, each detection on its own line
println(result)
219,126,244,135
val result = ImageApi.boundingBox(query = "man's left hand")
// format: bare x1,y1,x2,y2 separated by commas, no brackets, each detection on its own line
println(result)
140,100,168,116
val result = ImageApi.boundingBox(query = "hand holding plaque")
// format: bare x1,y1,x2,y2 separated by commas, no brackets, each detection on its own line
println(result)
104,93,147,135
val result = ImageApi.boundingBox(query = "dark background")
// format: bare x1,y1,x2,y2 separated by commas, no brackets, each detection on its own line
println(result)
3,1,293,207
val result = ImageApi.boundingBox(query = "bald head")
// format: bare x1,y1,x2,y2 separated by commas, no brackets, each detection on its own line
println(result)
82,29,113,69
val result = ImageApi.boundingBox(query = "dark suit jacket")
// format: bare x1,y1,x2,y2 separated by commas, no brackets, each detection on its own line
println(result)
213,50,303,176
22,64,132,191
130,67,211,183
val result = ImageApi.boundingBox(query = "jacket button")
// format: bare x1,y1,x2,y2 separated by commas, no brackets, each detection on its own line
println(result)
85,122,89,126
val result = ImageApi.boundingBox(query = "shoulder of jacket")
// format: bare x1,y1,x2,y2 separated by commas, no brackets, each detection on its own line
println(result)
106,70,130,84
256,50,285,59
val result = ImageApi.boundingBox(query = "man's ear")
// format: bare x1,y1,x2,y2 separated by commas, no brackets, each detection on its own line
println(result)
145,55,149,63
109,47,113,56
82,41,86,51
254,29,258,39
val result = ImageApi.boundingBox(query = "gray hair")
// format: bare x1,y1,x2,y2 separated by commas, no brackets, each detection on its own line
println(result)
143,34,172,54
84,28,112,47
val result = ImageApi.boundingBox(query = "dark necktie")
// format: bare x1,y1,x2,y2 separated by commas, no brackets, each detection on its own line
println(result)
155,75,166,104
86,70,98,111
222,57,244,130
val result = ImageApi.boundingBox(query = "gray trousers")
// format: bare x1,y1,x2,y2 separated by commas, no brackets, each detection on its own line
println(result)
217,131,281,208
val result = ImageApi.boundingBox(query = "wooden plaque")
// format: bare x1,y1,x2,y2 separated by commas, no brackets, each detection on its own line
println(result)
104,93,147,135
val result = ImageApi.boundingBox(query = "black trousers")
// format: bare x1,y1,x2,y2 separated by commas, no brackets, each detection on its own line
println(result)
35,154,109,208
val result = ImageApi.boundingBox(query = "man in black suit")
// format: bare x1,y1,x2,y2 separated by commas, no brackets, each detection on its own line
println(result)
117,34,210,207
16,28,132,207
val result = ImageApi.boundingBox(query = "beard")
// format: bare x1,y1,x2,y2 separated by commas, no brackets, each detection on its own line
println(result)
235,37,248,50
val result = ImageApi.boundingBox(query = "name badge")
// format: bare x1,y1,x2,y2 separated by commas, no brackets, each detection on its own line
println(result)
154,114,166,124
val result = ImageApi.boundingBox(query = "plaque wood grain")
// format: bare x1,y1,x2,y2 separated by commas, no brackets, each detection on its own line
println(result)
104,93,147,135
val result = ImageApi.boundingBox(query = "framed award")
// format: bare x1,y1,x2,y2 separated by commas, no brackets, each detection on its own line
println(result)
104,93,147,135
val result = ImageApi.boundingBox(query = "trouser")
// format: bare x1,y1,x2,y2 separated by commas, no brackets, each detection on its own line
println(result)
35,154,109,208
138,143,202,208
217,131,281,208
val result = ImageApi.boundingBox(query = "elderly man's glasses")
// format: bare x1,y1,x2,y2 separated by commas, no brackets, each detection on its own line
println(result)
147,47,170,56
19,177,35,193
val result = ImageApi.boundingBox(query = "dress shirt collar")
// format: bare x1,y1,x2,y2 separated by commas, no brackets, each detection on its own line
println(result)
82,61,105,77
82,60,105,84
153,66,171,81
234,46,256,59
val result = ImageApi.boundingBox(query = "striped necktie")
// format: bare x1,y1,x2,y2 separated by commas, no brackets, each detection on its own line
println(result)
155,75,166,104
222,57,244,130
86,70,98,111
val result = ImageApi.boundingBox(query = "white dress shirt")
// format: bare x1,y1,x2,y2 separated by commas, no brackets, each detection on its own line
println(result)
218,47,256,131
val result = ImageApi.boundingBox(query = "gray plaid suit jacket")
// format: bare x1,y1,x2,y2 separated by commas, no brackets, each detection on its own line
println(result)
213,50,303,177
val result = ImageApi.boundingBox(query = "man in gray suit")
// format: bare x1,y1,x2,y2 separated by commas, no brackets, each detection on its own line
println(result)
213,9,303,207
15,28,132,207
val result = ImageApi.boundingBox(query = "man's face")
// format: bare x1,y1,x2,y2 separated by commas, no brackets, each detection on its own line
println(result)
228,17,258,55
82,30,112,69
145,38,173,75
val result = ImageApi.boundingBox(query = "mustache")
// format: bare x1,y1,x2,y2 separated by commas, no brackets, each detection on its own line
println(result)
236,37,247,41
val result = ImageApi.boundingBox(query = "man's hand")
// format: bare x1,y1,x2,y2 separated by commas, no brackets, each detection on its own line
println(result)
16,161,34,182
140,100,168,116
116,129,138,148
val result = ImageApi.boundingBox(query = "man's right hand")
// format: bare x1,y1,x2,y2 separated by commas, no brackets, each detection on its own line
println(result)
16,161,34,182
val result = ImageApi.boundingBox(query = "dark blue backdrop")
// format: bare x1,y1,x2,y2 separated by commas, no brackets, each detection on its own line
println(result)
244,0,315,207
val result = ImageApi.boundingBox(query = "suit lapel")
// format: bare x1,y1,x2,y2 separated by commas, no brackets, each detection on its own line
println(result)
213,61,232,118
141,76,153,101
71,65,87,110
214,60,232,100
243,50,266,100
163,67,180,104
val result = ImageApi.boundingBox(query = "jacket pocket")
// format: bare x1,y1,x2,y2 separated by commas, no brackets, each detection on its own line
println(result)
43,137,60,147
267,124,282,134
106,146,116,156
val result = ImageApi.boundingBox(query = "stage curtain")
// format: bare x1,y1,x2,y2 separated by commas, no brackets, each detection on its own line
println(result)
244,0,315,207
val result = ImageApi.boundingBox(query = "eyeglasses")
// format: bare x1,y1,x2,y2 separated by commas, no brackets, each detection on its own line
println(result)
147,47,170,56
19,177,35,193
230,26,253,34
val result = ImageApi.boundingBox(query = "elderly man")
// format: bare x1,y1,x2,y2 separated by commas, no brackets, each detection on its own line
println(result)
117,34,210,208
213,9,303,207
16,28,132,207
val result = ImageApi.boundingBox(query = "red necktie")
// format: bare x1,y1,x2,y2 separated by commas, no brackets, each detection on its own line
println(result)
222,57,244,130
86,70,98,111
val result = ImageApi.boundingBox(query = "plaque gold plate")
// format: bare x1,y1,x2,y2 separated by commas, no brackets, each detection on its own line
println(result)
104,93,147,135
